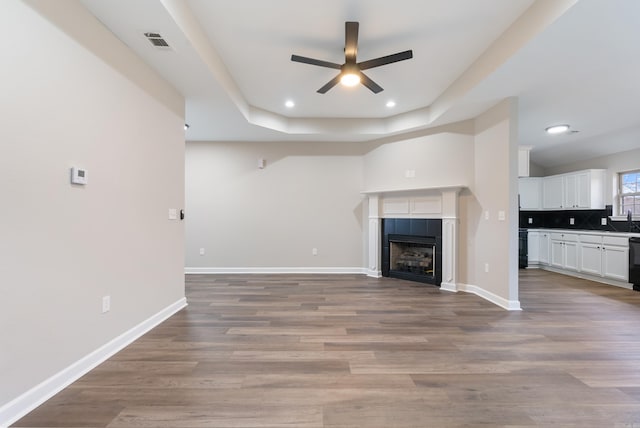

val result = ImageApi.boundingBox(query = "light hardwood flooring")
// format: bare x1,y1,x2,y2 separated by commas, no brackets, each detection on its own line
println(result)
12,270,640,427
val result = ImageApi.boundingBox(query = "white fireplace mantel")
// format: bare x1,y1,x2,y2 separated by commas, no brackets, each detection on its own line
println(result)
363,185,466,292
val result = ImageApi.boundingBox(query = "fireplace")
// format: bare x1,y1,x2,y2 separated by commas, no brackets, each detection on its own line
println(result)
381,219,442,286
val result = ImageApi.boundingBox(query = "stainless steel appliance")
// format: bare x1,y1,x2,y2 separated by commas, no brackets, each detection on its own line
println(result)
630,237,640,291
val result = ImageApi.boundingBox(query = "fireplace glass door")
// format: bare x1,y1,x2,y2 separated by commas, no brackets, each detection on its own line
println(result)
389,240,435,279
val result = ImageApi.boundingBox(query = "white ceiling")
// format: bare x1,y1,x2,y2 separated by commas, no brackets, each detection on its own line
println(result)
81,0,640,169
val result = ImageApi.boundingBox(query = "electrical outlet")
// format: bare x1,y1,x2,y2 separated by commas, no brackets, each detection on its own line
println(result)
485,211,490,220
484,263,489,273
498,211,506,221
601,217,607,226
569,217,575,225
102,296,110,313
199,248,205,256
168,208,178,220
528,217,533,224
405,169,416,178
312,248,318,256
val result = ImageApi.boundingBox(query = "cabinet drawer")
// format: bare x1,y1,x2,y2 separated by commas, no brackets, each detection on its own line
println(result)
603,236,628,247
580,234,602,244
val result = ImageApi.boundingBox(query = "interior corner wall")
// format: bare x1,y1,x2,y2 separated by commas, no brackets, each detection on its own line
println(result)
0,0,185,414
184,141,365,270
465,99,519,307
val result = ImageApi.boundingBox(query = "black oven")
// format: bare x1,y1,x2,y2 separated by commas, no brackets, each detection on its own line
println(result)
519,229,528,269
630,237,640,291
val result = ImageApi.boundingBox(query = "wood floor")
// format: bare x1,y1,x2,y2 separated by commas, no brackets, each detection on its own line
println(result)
13,270,640,427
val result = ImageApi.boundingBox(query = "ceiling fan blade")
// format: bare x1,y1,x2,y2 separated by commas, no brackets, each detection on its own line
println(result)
358,50,413,70
291,54,342,70
359,72,383,94
345,21,359,63
317,74,342,94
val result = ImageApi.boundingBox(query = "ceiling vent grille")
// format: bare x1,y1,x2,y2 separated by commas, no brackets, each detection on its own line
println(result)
144,32,172,50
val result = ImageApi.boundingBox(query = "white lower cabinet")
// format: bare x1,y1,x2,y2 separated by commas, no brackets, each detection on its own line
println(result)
527,231,540,266
529,229,631,288
539,232,550,265
550,232,578,271
602,236,629,282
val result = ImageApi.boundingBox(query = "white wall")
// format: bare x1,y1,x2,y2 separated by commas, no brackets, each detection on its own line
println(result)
185,141,365,270
0,0,185,417
464,99,519,307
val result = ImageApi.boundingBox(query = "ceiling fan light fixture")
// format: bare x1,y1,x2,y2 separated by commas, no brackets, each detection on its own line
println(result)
545,124,570,134
340,72,360,87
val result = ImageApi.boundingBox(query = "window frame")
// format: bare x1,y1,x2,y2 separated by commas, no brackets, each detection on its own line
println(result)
619,169,640,216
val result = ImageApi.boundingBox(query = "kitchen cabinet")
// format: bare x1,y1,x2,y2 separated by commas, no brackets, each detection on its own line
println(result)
564,170,605,209
578,234,629,282
531,229,632,287
539,232,550,265
602,235,629,282
527,230,540,266
550,232,578,271
543,175,564,209
579,234,603,276
519,177,542,210
541,170,605,210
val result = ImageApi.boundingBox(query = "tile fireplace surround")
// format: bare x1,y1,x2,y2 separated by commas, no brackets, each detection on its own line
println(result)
362,186,464,292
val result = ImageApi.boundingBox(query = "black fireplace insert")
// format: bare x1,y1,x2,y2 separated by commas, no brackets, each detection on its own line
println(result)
381,218,442,286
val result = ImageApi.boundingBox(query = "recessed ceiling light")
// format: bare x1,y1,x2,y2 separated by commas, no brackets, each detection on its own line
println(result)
184,123,190,130
386,100,396,108
285,100,295,108
545,124,570,134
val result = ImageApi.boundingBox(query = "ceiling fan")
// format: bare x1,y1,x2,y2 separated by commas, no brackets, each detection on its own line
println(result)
291,21,413,94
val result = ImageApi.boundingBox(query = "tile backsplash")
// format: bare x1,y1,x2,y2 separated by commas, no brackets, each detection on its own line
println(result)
519,205,640,232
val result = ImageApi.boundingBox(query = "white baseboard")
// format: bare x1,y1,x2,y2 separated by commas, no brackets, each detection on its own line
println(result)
366,269,382,278
539,266,633,290
439,282,457,292
185,267,368,275
457,283,522,311
0,297,187,427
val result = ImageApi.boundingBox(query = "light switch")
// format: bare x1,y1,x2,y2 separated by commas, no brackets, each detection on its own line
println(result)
70,167,88,185
498,211,505,221
485,211,490,220
168,208,178,220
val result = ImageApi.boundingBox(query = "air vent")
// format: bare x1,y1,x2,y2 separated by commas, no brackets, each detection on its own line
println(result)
144,32,172,50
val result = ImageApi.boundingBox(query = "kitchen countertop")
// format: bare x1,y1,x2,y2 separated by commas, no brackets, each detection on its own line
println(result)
526,228,640,238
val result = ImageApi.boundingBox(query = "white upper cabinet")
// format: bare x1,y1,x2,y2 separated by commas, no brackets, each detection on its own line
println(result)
519,177,542,210
542,175,564,209
540,169,605,210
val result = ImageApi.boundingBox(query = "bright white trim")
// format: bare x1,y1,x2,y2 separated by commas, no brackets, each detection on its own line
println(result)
366,269,382,278
439,282,458,292
185,267,368,275
456,283,522,311
540,266,633,290
0,298,187,427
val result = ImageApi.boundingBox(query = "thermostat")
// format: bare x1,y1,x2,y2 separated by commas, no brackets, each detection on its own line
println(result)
70,167,88,185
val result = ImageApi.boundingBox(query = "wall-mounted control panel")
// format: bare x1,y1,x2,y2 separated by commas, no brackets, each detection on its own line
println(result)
70,167,88,185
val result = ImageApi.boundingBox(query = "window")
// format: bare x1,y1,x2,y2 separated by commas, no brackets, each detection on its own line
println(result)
620,170,640,215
